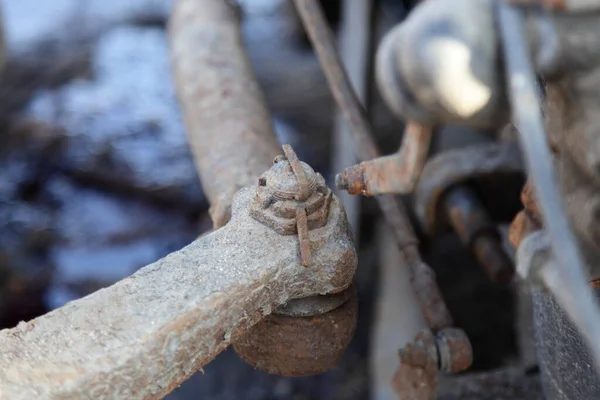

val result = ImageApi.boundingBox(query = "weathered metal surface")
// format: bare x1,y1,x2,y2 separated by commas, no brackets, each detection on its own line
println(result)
414,141,523,235
0,180,356,399
335,122,433,196
517,231,600,377
293,0,459,351
509,179,542,249
436,328,473,374
409,261,454,332
251,155,331,235
394,329,438,400
293,0,420,252
437,367,543,400
250,146,334,270
393,328,472,399
233,285,357,377
444,186,514,284
169,0,281,229
533,285,600,400
375,0,507,129
273,287,353,317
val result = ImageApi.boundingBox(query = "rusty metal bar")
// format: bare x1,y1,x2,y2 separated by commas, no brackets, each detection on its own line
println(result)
336,122,433,196
0,183,356,400
169,0,281,229
292,0,424,255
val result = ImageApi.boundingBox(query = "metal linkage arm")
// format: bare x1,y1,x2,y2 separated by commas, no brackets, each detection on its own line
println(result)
0,184,356,400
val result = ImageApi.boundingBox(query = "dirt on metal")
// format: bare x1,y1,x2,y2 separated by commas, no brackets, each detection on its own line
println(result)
169,0,281,229
233,285,358,377
0,178,356,399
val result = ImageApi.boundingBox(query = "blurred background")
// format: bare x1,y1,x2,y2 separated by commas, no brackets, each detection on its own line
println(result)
0,0,524,399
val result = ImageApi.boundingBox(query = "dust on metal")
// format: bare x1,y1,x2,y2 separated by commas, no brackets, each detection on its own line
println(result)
250,145,332,267
170,0,281,229
0,180,357,399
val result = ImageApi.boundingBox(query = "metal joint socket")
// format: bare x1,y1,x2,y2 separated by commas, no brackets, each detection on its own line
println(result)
393,328,473,399
234,145,359,377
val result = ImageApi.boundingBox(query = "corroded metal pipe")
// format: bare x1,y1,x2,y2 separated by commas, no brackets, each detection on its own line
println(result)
0,183,356,399
169,0,281,229
335,122,432,196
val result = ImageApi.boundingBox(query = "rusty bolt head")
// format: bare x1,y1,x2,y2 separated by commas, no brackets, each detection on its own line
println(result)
436,327,473,373
250,154,332,235
335,165,366,195
398,329,438,369
233,286,358,377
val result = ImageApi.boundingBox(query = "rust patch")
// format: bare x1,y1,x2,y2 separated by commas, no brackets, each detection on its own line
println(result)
233,286,358,377
335,122,433,196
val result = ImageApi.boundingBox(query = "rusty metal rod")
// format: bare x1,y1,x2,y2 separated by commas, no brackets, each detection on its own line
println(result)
292,0,421,255
169,0,281,229
0,186,356,399
335,122,433,196
293,0,454,332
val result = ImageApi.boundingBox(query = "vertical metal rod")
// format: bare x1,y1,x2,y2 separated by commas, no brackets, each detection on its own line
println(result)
293,0,420,256
497,1,600,372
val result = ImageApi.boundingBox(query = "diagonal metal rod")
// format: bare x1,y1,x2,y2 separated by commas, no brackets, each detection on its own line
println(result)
497,1,600,372
293,0,420,259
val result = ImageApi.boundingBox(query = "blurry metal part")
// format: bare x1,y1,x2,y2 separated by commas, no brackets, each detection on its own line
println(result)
444,186,515,284
393,328,473,399
436,328,473,374
394,329,438,400
293,4,467,387
292,0,455,332
497,1,600,372
505,0,566,9
516,230,600,373
233,285,357,377
506,0,600,11
335,122,433,196
509,179,543,249
375,0,508,129
0,180,357,399
274,286,353,317
437,366,543,399
370,221,428,400
410,261,454,332
293,0,420,252
331,0,374,239
532,282,600,399
414,141,523,235
169,0,280,229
